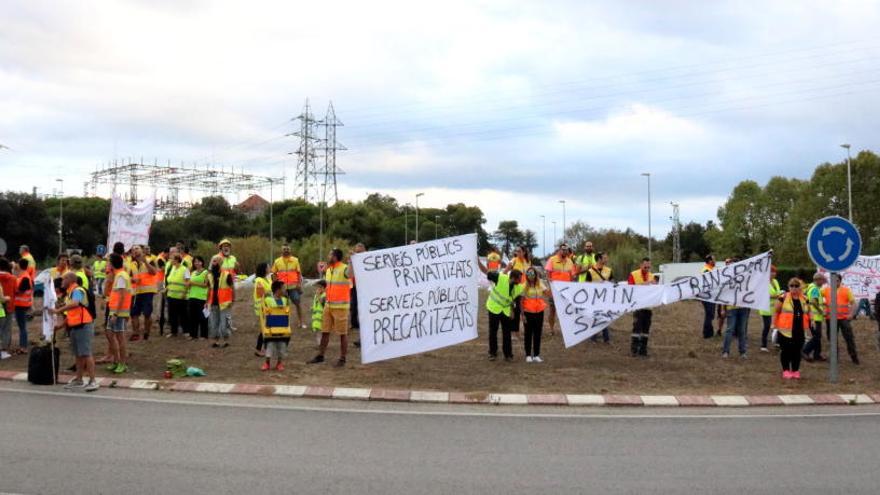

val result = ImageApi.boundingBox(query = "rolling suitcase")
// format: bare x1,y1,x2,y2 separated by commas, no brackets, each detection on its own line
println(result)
28,344,60,385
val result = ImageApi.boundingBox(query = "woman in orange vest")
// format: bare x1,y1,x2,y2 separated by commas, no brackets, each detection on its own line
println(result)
521,267,549,363
773,277,810,380
13,258,33,354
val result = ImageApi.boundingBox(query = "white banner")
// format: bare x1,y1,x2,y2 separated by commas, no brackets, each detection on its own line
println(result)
664,251,773,311
819,255,880,299
41,275,57,341
352,234,479,364
552,282,665,347
107,194,155,251
551,252,773,348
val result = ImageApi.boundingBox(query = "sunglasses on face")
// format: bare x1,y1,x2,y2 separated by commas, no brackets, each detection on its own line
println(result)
789,284,800,288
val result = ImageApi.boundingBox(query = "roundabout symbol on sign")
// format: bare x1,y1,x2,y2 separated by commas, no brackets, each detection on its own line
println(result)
807,216,861,272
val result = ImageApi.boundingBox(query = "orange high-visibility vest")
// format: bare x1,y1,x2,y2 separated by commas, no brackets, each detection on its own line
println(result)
324,262,351,309
133,262,159,294
545,255,575,282
487,252,502,271
629,269,653,285
821,285,853,320
273,256,302,288
14,273,33,308
773,294,810,337
521,283,547,313
108,269,133,317
65,284,94,327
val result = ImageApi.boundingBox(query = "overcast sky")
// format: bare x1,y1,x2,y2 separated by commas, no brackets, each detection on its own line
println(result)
2,0,878,254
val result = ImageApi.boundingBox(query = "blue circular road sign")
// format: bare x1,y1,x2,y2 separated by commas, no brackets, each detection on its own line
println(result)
807,216,861,271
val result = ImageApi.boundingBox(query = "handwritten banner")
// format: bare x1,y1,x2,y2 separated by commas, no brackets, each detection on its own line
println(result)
819,255,880,299
551,252,772,348
352,234,479,364
107,194,155,251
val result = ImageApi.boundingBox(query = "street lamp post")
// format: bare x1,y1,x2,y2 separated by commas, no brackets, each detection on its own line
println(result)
841,144,853,221
404,204,409,244
551,221,557,249
56,178,64,256
540,215,546,258
641,172,652,259
559,200,566,244
435,215,440,239
415,192,424,242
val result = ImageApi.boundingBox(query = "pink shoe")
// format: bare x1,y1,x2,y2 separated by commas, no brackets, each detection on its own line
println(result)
275,362,285,371
792,371,801,380
782,370,793,379
260,361,270,371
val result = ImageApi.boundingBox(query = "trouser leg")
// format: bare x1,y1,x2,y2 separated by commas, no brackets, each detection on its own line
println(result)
702,301,715,339
533,312,544,356
839,320,858,363
523,313,533,357
501,314,513,359
761,315,772,348
488,312,500,356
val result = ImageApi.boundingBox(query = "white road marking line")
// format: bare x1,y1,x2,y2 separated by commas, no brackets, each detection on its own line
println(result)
2,385,879,420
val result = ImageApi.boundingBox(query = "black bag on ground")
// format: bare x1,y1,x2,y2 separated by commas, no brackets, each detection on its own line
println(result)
28,344,60,385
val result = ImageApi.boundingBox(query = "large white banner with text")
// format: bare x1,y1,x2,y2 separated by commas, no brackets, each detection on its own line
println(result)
819,255,880,299
552,252,773,348
107,194,155,251
352,234,479,364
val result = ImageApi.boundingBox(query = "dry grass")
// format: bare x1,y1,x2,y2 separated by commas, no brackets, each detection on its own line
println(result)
4,291,879,395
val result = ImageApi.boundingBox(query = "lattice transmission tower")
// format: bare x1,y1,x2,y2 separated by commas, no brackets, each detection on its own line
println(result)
288,99,344,204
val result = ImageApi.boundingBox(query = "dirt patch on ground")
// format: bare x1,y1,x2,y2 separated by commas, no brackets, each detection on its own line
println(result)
3,290,879,395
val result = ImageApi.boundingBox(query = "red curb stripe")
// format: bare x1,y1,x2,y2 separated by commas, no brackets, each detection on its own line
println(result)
810,394,847,405
449,392,489,404
675,395,715,407
745,395,784,406
304,386,334,398
0,370,19,380
370,388,411,402
604,395,643,406
231,383,272,395
868,393,880,403
527,394,567,405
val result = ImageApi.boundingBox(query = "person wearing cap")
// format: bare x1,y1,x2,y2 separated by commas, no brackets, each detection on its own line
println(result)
544,243,576,335
759,265,782,352
272,244,306,329
217,239,240,333
18,245,36,278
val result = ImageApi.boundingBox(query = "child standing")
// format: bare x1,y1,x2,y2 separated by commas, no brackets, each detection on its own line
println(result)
261,281,291,371
310,280,327,346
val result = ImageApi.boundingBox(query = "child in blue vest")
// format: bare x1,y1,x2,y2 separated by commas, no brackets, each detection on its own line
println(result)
261,281,291,371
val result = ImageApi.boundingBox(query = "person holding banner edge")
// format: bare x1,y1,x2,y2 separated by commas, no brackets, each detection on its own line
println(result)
628,257,657,357
700,255,716,339
479,259,523,361
759,265,782,352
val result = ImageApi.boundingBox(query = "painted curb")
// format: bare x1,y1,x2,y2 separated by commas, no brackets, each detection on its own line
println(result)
1,372,877,407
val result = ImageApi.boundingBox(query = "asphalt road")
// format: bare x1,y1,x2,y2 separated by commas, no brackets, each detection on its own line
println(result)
1,384,880,495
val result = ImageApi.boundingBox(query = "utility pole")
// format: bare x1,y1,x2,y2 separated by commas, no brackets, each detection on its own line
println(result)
670,202,681,263
56,179,64,255
559,200,567,244
540,215,546,258
415,192,424,242
841,144,853,221
641,173,652,259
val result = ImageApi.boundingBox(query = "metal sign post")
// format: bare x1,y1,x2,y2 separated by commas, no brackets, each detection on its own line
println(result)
806,216,861,384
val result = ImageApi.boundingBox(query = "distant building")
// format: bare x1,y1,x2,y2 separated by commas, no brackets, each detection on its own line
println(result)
237,194,269,219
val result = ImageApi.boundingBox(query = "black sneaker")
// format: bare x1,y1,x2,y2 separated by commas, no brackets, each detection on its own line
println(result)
503,356,513,362
307,355,325,364
211,342,220,348
334,358,346,368
852,356,861,365
66,364,76,372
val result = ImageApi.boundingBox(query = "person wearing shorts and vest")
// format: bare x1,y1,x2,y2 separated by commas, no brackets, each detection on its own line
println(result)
52,272,99,391
307,248,351,368
272,245,306,329
106,253,133,374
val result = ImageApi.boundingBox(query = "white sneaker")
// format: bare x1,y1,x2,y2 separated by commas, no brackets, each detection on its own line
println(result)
84,380,100,392
533,356,544,363
760,347,769,352
721,352,730,359
525,356,533,363
0,351,11,360
64,378,84,390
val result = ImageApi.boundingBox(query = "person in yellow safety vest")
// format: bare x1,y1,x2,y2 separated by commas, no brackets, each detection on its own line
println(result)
18,245,36,279
503,245,531,340
185,256,210,340
253,262,272,357
216,239,240,334
307,248,352,368
773,278,811,380
521,267,549,363
51,272,99,392
585,252,615,344
700,255,717,338
759,265,782,352
92,253,107,297
144,245,158,266
49,253,70,281
544,243,576,336
574,240,597,282
207,255,232,348
129,245,159,342
802,273,827,362
0,282,9,359
628,257,657,357
486,245,503,272
272,244,306,329
106,253,133,374
164,254,190,338
479,256,524,361
821,273,860,365
310,280,327,346
260,280,292,372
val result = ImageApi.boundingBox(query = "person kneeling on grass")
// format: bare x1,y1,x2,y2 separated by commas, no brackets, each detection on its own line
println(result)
261,281,292,371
